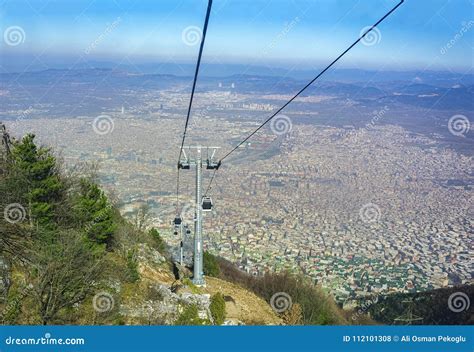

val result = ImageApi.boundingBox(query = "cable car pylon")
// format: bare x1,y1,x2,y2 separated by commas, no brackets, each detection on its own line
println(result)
178,145,220,286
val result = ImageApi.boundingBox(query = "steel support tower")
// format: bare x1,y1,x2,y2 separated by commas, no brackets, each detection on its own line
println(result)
178,146,219,286
193,147,204,285
179,225,184,267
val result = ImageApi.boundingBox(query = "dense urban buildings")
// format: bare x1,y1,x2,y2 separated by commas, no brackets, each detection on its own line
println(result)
6,82,472,304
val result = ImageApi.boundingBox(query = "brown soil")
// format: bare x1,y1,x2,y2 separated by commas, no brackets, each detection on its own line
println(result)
139,263,175,285
203,276,283,325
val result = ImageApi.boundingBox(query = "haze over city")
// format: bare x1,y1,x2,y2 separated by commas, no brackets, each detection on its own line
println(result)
0,0,472,333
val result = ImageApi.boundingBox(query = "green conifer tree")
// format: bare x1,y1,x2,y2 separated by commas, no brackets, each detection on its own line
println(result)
77,179,116,247
10,134,63,229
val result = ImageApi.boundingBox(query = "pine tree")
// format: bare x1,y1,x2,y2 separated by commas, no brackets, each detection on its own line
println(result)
10,134,63,228
77,179,116,247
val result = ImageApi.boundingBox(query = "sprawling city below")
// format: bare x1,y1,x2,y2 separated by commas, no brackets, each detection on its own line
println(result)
2,68,472,304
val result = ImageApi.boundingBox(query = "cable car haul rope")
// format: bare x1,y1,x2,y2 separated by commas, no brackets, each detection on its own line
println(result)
174,0,405,208
203,0,404,197
170,0,404,286
176,0,214,214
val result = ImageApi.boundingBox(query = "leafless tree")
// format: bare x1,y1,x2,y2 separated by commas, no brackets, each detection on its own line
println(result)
134,204,151,231
27,230,103,325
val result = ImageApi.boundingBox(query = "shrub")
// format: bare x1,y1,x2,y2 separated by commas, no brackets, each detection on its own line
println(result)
215,256,347,325
210,293,226,325
203,252,220,277
251,272,346,325
126,250,140,283
175,304,208,325
28,230,104,325
0,288,24,324
182,278,201,294
149,228,166,253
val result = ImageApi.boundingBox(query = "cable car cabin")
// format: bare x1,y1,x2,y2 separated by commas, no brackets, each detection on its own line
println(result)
206,159,221,170
201,196,213,212
178,161,190,170
173,216,182,226
173,231,178,236
183,224,191,235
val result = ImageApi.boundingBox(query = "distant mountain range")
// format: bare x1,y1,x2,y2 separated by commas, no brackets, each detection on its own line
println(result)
2,60,474,86
0,67,472,156
1,67,472,111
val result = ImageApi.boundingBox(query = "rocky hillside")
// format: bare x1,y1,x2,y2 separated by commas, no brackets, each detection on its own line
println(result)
1,126,354,326
0,128,283,326
101,243,282,325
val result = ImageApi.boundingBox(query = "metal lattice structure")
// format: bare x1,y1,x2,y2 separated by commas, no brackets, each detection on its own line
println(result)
178,146,220,286
393,298,424,325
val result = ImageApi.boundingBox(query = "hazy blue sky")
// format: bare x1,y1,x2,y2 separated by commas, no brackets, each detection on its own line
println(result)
0,0,473,73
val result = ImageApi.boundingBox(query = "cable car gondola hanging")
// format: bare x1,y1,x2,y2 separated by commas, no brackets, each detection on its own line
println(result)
174,216,182,226
201,196,213,212
178,160,190,169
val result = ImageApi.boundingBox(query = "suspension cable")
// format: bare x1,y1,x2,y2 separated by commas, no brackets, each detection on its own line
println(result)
204,0,404,196
175,0,213,213
204,168,217,196
220,0,403,162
